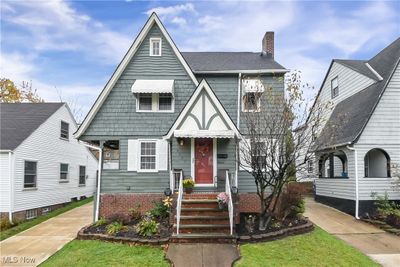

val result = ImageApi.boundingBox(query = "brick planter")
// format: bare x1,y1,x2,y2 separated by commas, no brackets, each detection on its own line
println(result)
238,220,314,243
77,224,170,245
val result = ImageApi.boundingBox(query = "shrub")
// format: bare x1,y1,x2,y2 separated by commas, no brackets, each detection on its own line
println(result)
277,184,305,220
149,201,169,220
128,205,142,221
106,222,126,235
0,218,13,231
136,217,159,237
371,192,400,218
107,213,129,224
94,217,107,227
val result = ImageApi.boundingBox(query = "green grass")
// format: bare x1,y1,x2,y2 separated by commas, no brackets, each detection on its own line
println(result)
40,240,169,267
0,197,93,241
235,227,379,267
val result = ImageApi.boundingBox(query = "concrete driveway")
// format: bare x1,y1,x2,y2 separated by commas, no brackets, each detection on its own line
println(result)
305,198,400,267
0,202,93,267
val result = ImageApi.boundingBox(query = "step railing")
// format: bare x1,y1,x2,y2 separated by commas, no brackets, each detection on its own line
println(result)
176,170,184,235
225,170,234,235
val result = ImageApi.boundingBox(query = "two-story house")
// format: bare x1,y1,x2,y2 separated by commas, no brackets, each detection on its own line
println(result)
299,38,400,218
0,103,98,223
74,13,288,240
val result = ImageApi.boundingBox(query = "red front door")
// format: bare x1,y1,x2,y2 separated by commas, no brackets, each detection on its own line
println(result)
195,138,213,184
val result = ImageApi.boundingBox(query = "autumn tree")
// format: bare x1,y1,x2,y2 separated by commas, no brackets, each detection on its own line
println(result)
0,78,44,103
239,71,329,230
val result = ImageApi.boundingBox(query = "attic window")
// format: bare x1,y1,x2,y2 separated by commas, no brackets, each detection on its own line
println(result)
150,38,161,56
331,76,339,98
60,121,69,140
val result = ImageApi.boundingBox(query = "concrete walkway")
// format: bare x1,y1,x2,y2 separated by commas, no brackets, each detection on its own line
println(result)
0,202,93,267
305,198,400,267
166,243,240,267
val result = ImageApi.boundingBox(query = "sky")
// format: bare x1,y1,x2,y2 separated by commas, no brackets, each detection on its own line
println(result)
1,0,399,121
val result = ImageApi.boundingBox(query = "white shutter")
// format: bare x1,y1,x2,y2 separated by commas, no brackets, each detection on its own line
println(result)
239,138,252,171
127,139,138,171
157,139,169,171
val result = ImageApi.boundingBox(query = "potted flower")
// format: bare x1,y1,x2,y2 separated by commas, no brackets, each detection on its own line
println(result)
217,192,229,210
183,178,195,194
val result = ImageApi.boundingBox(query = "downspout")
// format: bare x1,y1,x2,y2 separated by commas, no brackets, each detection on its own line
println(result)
235,73,242,188
80,141,102,221
347,145,359,219
8,151,14,223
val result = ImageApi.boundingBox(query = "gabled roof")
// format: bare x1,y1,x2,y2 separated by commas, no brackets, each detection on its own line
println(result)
0,103,64,150
165,79,241,139
333,59,378,80
315,38,400,150
181,52,288,73
74,13,199,139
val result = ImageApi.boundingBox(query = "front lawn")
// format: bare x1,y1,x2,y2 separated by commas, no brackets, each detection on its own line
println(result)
235,227,379,267
0,197,93,241
40,240,168,267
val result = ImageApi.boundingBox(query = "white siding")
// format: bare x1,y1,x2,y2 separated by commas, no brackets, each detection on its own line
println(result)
0,152,11,212
354,63,400,200
315,179,355,200
11,105,98,213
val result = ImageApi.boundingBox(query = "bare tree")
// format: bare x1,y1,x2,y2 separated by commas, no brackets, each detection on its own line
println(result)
55,87,84,123
238,71,330,230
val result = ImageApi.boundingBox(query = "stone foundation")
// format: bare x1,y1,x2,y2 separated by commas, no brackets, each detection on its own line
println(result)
100,193,165,218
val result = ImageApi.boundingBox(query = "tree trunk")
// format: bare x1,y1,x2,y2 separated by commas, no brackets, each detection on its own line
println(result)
258,199,272,230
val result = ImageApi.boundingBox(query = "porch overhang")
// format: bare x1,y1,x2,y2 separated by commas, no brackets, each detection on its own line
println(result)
174,130,235,138
131,79,174,94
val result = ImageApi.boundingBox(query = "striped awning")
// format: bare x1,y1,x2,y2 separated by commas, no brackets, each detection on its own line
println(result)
131,80,174,94
242,79,265,93
174,130,235,138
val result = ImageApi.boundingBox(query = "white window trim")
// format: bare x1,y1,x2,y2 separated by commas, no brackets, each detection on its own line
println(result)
136,93,174,113
137,139,158,173
24,160,38,189
59,163,69,182
26,209,37,220
242,92,261,113
307,160,313,173
60,120,69,140
149,37,162,56
331,76,339,99
79,165,86,185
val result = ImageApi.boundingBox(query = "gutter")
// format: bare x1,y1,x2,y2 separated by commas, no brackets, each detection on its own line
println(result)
346,145,360,219
80,141,102,221
193,69,290,74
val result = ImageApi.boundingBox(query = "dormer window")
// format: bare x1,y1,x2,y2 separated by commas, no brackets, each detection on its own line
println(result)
331,76,339,98
150,38,161,56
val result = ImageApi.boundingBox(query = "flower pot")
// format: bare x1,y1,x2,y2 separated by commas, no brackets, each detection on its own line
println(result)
185,188,193,194
218,201,227,210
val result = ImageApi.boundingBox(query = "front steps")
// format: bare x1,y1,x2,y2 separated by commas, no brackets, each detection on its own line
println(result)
171,193,236,243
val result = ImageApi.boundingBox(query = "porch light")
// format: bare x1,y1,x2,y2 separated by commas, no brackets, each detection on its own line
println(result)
231,186,239,195
164,188,172,196
178,138,184,146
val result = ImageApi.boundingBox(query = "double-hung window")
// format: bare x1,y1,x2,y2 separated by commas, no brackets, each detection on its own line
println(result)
251,141,266,169
138,93,153,111
308,160,314,173
139,141,156,171
60,163,69,181
79,166,86,185
150,38,161,56
24,161,37,188
331,76,339,98
60,121,69,140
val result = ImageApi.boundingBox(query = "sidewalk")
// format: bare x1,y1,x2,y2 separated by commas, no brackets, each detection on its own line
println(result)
305,198,400,267
0,202,93,267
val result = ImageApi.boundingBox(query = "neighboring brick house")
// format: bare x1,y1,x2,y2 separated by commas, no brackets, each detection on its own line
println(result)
75,13,288,239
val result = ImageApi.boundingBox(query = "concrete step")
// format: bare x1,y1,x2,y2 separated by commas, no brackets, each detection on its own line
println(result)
170,233,237,243
173,224,231,234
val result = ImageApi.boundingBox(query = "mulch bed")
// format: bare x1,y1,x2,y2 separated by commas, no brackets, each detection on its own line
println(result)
78,219,172,245
237,216,314,243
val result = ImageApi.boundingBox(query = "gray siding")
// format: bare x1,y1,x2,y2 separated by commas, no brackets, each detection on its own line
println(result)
81,24,197,138
171,138,191,177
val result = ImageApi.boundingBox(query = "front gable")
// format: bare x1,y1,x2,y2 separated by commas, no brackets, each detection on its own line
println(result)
166,80,240,139
75,13,198,139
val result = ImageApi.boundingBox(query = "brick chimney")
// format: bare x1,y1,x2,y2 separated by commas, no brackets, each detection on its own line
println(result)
262,31,274,58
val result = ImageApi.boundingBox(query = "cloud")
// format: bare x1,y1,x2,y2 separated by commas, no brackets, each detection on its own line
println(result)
198,16,223,30
171,16,187,27
1,0,131,64
145,3,196,17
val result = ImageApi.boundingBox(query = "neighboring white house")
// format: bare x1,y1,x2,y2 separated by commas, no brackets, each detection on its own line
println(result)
0,103,98,222
297,38,400,217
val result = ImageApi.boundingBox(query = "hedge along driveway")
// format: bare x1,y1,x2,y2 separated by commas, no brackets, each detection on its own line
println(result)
0,202,93,266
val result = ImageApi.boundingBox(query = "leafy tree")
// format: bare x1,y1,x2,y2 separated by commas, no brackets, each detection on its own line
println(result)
0,78,44,103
